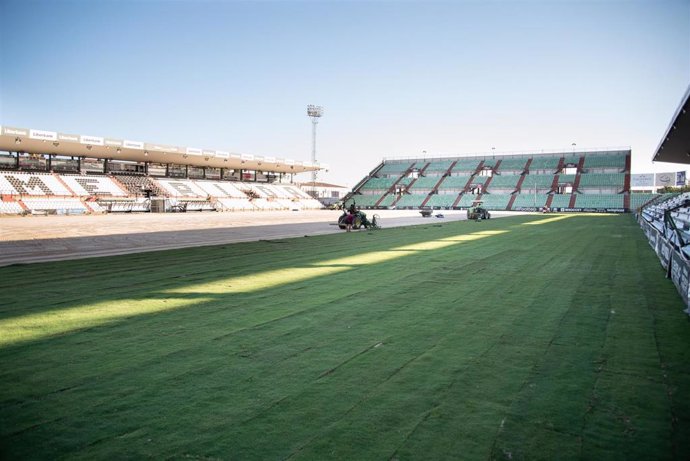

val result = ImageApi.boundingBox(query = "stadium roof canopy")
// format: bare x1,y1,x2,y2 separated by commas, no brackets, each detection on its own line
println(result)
652,84,690,165
0,125,325,174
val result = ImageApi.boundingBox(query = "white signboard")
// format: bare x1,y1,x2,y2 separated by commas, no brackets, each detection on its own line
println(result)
80,135,104,146
59,133,80,142
3,127,29,136
631,173,654,188
30,129,57,141
186,147,202,156
655,172,676,187
123,140,144,150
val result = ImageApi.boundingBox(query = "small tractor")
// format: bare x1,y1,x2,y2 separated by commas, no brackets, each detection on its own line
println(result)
338,208,380,230
467,202,490,221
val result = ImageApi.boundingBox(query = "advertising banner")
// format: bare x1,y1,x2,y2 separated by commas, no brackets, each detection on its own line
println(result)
655,172,676,187
29,129,57,141
104,139,123,147
657,238,673,272
677,171,687,186
80,135,104,146
58,133,79,143
3,126,29,136
670,251,690,306
123,140,144,150
631,173,654,188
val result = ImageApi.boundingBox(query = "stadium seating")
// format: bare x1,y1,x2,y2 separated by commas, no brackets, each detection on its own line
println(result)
408,176,441,191
583,153,627,170
557,174,577,184
577,173,625,188
378,194,398,208
561,155,580,166
479,194,511,210
629,193,659,210
154,178,208,197
549,194,573,208
521,174,555,190
437,176,472,191
346,194,384,208
424,194,459,208
511,193,548,208
61,174,128,197
215,198,256,211
0,200,24,214
457,194,480,207
470,175,490,185
360,177,397,191
113,175,167,197
497,157,528,171
378,162,413,175
451,159,480,174
395,194,428,208
487,175,520,190
21,198,88,214
528,157,560,172
424,160,454,173
0,172,72,196
573,194,624,209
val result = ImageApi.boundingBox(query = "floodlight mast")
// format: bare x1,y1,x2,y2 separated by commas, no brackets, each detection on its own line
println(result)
307,105,323,185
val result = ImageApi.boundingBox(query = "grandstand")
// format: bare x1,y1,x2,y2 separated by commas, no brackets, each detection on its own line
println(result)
345,149,644,213
0,126,324,214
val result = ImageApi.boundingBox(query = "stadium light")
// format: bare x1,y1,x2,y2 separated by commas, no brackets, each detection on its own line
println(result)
307,105,324,186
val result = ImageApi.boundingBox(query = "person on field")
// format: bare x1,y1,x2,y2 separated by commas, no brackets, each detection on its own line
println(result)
345,211,355,232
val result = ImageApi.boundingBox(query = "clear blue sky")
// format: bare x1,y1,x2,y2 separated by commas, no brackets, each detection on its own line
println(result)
1,0,689,186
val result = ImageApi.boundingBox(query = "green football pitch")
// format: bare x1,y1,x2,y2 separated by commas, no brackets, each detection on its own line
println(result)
1,213,689,460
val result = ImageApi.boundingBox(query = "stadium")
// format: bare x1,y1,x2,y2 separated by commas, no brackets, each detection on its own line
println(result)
2,91,690,458
2,1,690,460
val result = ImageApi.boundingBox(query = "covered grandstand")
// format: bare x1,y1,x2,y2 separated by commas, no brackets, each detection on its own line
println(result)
345,148,646,213
0,125,325,214
639,84,690,312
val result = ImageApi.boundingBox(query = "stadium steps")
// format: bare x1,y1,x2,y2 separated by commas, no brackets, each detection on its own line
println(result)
107,174,133,196
374,165,416,207
624,193,630,210
421,161,457,207
53,173,77,197
568,192,577,208
483,174,494,191
572,173,582,192
507,193,517,210
545,194,554,209
550,174,559,193
570,156,585,193
556,156,565,174
401,162,430,194
515,172,527,194
474,160,485,177
577,155,585,172
524,157,533,173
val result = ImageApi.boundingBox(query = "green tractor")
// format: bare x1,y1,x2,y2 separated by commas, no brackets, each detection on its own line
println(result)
467,202,490,221
338,208,380,230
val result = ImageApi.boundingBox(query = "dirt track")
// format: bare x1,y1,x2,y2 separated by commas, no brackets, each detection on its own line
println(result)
0,209,512,266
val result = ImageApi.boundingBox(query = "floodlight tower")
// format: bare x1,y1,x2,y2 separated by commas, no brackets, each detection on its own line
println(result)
307,105,323,185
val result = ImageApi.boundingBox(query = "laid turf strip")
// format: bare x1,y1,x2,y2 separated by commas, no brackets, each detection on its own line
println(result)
1,214,689,460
